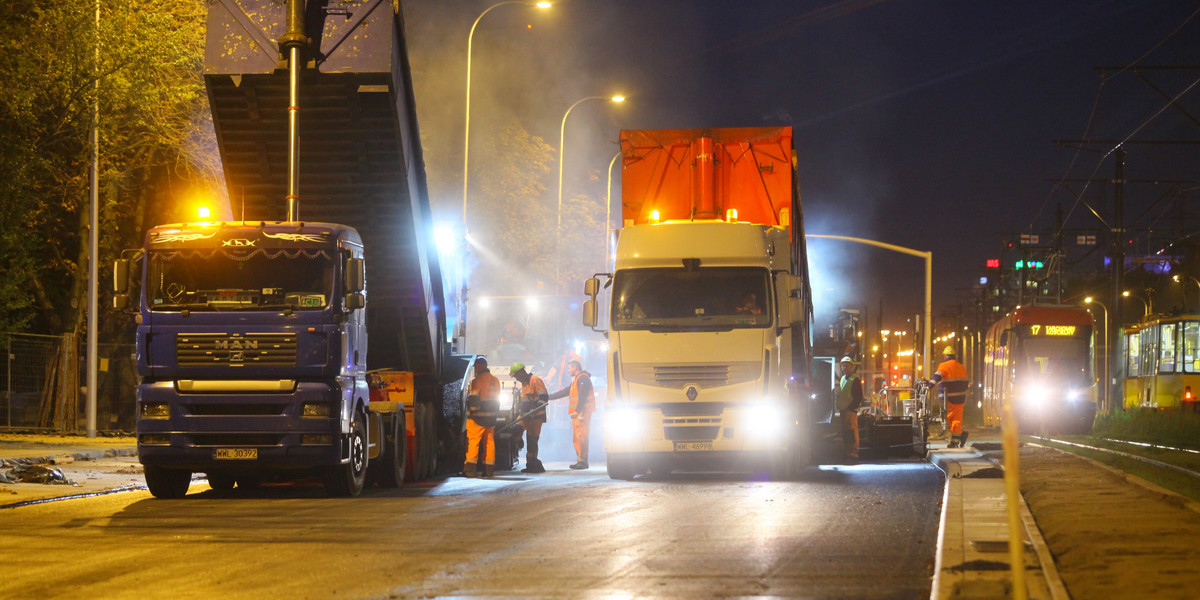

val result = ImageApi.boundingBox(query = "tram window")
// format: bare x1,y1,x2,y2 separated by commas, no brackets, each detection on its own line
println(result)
1159,323,1177,374
1140,327,1159,376
1126,333,1141,377
1185,321,1200,374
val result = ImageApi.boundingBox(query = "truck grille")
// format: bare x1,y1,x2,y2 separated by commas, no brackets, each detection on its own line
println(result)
187,403,286,416
665,426,720,441
190,434,283,447
177,333,297,367
622,362,761,389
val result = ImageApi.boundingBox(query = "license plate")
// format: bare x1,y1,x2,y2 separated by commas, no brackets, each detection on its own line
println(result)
673,441,713,452
213,448,257,460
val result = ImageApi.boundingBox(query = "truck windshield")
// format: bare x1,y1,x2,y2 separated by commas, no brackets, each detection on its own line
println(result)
612,267,771,331
1016,332,1092,385
147,247,336,311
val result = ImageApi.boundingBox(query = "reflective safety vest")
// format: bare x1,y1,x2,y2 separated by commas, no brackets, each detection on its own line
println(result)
569,371,595,416
836,375,862,412
520,374,549,422
468,371,502,426
934,359,969,405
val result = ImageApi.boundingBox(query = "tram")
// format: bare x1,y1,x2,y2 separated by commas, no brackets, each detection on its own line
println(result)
1123,314,1200,410
983,305,1097,433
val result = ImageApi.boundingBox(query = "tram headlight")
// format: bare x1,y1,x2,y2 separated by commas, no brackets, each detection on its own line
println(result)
1021,386,1049,409
1066,389,1082,402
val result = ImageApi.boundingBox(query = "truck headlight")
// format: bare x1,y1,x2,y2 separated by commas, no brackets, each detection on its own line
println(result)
141,402,170,419
605,406,643,441
742,402,787,440
302,403,332,417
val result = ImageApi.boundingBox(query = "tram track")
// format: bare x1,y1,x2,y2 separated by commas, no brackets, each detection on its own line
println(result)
1029,435,1200,482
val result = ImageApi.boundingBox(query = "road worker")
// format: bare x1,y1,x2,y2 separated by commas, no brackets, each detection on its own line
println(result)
510,362,549,473
464,356,501,477
548,360,594,470
932,346,970,448
835,356,865,461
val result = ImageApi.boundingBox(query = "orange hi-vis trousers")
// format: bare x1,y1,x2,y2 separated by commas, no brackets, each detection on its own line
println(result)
466,418,495,466
572,412,591,461
947,402,964,435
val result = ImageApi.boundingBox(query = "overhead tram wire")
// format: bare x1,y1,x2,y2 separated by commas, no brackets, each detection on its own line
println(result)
1028,4,1200,239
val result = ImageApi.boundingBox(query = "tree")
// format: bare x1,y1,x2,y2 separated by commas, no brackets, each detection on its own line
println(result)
0,1,217,337
469,118,556,297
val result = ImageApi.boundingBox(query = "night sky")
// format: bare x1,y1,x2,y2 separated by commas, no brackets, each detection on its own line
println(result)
402,0,1199,331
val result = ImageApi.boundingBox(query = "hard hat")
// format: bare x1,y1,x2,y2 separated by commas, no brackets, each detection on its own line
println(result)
509,362,526,376
840,356,854,363
943,345,955,355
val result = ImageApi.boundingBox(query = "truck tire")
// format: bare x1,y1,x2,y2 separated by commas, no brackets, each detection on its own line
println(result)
412,403,427,480
607,454,636,480
324,412,368,497
423,404,438,478
206,472,236,491
373,412,407,488
145,466,191,499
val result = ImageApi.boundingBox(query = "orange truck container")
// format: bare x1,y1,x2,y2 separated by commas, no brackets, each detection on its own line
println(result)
619,127,796,228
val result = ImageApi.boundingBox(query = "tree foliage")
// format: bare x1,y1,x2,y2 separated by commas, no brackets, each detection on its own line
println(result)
0,1,217,337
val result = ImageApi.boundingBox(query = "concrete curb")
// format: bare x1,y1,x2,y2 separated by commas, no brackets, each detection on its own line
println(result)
0,447,138,468
928,447,1068,600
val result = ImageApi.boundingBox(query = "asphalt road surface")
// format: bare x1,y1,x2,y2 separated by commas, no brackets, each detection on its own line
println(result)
0,459,942,599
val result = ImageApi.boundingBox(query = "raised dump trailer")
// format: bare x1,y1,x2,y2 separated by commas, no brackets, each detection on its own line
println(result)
583,127,816,479
115,0,472,497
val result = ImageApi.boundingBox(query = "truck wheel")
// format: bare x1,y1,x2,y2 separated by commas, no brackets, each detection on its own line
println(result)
324,413,368,497
206,472,236,491
145,466,191,499
413,403,427,480
375,412,407,488
607,454,636,480
423,404,438,478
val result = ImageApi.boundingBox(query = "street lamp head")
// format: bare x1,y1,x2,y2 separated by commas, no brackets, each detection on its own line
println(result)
1174,275,1181,283
535,1,552,7
1122,290,1130,297
1085,297,1093,303
611,95,626,103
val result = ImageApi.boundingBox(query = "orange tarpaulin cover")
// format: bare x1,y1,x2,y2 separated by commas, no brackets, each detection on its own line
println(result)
620,127,795,226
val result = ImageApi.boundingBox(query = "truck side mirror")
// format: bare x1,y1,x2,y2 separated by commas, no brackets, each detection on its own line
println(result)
345,292,365,310
346,257,365,293
583,300,598,328
584,277,599,297
114,259,129,293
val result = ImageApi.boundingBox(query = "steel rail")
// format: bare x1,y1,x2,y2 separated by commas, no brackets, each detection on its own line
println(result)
1030,435,1200,482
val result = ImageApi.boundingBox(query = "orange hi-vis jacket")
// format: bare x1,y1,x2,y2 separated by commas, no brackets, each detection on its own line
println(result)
468,371,502,423
569,371,595,416
933,359,969,405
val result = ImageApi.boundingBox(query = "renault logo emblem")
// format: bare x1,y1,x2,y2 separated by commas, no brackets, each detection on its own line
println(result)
685,386,699,401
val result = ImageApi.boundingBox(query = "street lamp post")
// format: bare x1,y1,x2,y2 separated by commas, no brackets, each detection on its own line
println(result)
555,94,624,293
1122,290,1149,319
462,1,551,228
1084,297,1110,414
605,150,619,267
1173,274,1200,310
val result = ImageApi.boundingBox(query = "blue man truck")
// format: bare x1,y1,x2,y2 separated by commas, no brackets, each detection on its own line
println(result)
113,0,474,497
